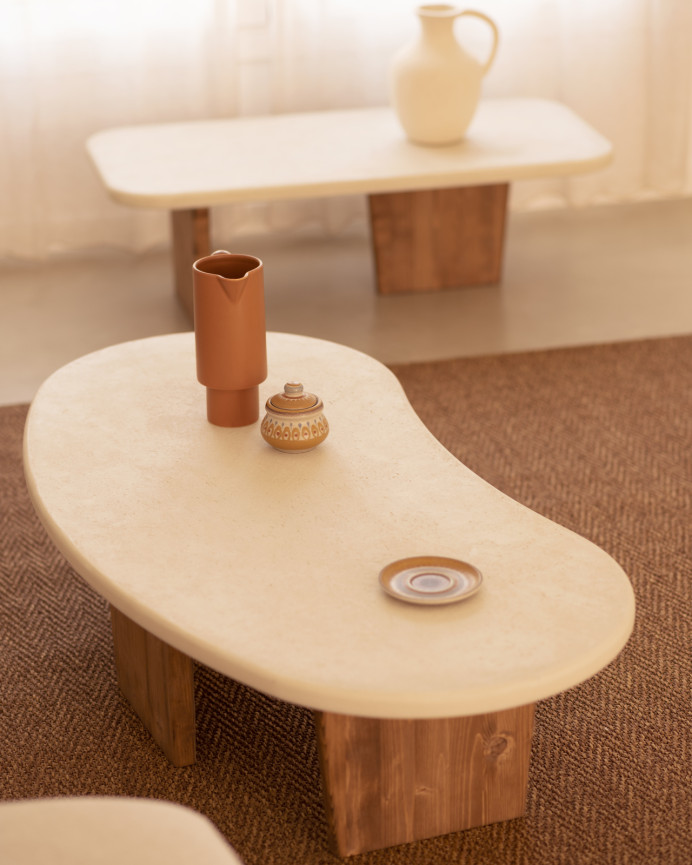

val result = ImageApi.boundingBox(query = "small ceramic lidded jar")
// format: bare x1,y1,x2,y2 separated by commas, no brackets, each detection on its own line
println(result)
261,383,329,453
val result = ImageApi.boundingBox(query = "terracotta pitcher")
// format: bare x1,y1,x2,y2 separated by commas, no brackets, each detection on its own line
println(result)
193,251,267,427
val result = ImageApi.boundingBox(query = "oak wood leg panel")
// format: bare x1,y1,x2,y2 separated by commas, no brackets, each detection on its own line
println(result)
315,704,535,856
368,183,509,294
110,605,196,766
170,208,211,320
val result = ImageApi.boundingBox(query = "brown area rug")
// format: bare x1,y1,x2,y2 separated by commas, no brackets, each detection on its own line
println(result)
1,335,691,865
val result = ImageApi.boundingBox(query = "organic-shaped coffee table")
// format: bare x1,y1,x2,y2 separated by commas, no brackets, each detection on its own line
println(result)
24,333,635,856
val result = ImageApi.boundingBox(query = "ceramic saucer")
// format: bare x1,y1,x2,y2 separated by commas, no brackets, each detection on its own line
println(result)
379,555,483,606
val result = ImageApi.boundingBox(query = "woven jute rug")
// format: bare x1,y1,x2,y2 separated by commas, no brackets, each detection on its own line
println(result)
1,335,690,864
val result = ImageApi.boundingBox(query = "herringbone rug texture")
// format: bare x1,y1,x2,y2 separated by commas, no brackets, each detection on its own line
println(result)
1,335,691,864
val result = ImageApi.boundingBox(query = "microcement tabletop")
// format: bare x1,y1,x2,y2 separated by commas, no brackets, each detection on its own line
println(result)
24,332,635,718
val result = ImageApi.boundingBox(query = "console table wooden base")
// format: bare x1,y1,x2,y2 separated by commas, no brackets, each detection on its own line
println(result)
86,101,612,318
110,605,534,856
171,183,508,318
369,182,509,295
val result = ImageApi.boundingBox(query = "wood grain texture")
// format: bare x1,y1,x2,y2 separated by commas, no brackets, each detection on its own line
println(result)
110,605,196,766
315,704,535,856
369,183,509,294
171,208,211,319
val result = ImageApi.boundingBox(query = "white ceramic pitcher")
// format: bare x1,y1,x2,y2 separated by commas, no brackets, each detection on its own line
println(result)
390,4,499,145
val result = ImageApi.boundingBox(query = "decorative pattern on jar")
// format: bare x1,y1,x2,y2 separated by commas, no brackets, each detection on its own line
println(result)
260,382,329,453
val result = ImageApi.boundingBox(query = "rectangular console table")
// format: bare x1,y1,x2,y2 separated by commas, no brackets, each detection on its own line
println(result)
86,99,612,316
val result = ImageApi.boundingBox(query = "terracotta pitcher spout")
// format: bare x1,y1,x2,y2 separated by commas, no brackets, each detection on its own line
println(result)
216,274,249,304
193,251,267,427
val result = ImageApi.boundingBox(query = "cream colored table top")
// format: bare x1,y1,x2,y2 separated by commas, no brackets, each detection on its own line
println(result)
24,333,634,718
0,798,243,865
86,99,612,209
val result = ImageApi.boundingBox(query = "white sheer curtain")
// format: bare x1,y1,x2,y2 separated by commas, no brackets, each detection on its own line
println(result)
2,0,692,259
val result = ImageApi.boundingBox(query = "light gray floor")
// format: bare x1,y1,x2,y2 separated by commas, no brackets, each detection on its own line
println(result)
2,198,692,406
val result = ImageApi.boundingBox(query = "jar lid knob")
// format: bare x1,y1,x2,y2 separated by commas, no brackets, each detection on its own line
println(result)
284,382,303,395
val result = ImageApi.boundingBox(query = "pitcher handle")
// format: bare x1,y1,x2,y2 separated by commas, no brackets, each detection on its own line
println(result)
457,10,499,75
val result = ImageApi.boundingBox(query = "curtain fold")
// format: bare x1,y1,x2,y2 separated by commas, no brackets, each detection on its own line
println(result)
2,0,692,259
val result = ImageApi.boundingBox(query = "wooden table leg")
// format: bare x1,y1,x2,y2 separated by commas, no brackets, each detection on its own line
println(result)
315,703,534,856
110,605,196,766
368,183,509,294
170,208,211,320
